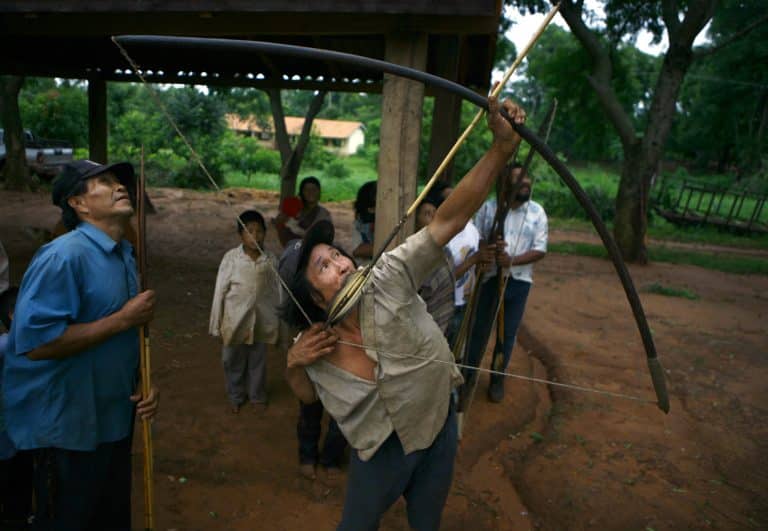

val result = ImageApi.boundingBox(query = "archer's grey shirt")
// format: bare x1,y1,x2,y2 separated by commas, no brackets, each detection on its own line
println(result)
305,227,463,461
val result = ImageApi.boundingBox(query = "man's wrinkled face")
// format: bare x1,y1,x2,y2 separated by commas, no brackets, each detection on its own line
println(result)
305,243,355,308
69,172,133,221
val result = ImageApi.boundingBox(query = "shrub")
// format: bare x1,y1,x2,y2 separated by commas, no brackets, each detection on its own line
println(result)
252,149,282,174
324,159,351,180
535,184,615,221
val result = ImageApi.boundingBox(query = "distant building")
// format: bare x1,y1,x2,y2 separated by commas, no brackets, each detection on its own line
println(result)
226,114,365,156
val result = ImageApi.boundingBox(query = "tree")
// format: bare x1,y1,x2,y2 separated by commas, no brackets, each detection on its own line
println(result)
19,78,88,148
268,89,327,201
671,0,768,176
514,0,718,262
0,75,30,190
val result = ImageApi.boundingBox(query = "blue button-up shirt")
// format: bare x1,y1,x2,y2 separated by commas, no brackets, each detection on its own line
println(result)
4,222,139,451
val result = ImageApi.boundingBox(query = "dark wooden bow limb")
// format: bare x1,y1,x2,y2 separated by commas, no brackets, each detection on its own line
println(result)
137,147,155,531
114,36,669,414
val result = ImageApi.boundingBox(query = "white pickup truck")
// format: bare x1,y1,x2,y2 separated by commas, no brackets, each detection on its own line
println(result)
0,128,73,180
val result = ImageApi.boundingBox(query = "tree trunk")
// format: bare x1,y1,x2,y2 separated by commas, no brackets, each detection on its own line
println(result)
275,90,327,202
614,143,649,263
614,20,702,261
558,0,715,262
267,88,292,165
0,75,29,190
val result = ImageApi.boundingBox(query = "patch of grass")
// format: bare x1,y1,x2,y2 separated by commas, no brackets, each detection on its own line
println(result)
644,282,699,300
549,241,768,275
223,155,378,202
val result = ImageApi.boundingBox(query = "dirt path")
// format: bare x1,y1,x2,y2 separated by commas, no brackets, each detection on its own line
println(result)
1,187,766,530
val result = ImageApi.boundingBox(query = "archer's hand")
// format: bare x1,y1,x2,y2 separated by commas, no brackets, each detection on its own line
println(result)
286,323,338,369
132,385,160,420
487,88,526,155
119,290,156,328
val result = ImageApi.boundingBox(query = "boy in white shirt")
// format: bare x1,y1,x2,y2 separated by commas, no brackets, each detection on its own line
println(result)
210,210,281,413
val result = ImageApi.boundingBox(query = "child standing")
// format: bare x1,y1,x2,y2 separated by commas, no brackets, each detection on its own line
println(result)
209,211,281,413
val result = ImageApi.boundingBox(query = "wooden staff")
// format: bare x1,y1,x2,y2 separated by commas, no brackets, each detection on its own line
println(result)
137,146,155,531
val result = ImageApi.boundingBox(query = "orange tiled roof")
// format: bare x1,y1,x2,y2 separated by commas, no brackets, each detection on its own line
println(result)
226,114,363,139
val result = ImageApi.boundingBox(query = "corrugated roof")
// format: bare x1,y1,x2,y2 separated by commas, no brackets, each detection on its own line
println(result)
227,114,363,139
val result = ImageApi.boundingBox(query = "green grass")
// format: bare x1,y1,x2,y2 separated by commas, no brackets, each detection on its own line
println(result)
643,282,699,300
219,153,768,252
549,241,768,275
223,155,377,202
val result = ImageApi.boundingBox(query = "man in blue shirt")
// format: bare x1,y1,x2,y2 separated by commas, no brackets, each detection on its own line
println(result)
3,160,159,530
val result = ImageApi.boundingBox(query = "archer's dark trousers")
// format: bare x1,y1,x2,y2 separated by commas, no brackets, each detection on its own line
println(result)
463,277,531,386
297,400,348,469
337,401,457,531
32,435,132,531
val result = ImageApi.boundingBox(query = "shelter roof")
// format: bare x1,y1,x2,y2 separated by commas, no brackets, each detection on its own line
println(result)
0,1,501,94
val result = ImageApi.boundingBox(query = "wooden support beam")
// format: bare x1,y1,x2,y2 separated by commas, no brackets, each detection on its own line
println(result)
88,77,108,163
374,31,427,251
427,35,462,185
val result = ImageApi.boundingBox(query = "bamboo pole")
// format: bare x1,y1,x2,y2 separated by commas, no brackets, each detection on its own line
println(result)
138,146,155,531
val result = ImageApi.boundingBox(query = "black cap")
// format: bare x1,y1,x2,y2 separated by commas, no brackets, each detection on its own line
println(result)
51,160,135,207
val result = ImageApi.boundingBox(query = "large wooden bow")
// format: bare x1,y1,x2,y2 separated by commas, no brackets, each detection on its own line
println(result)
114,35,670,414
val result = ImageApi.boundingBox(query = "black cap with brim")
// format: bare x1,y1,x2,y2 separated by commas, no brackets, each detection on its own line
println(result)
52,160,135,207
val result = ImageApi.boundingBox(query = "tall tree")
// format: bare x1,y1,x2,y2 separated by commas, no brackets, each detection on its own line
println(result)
512,25,659,162
515,0,717,262
0,75,30,190
671,0,768,176
268,89,327,201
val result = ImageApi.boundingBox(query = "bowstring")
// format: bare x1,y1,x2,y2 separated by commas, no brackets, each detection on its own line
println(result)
112,38,651,405
335,338,652,405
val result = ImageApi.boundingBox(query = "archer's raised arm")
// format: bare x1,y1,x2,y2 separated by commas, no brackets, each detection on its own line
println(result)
428,95,525,247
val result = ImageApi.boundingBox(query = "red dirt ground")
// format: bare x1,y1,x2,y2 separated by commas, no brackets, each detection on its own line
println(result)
1,187,766,530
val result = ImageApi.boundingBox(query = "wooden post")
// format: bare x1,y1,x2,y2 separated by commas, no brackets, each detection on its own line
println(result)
374,32,427,252
427,35,462,186
88,77,108,163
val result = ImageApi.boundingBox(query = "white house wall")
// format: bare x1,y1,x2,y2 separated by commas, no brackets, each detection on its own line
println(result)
344,129,365,156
